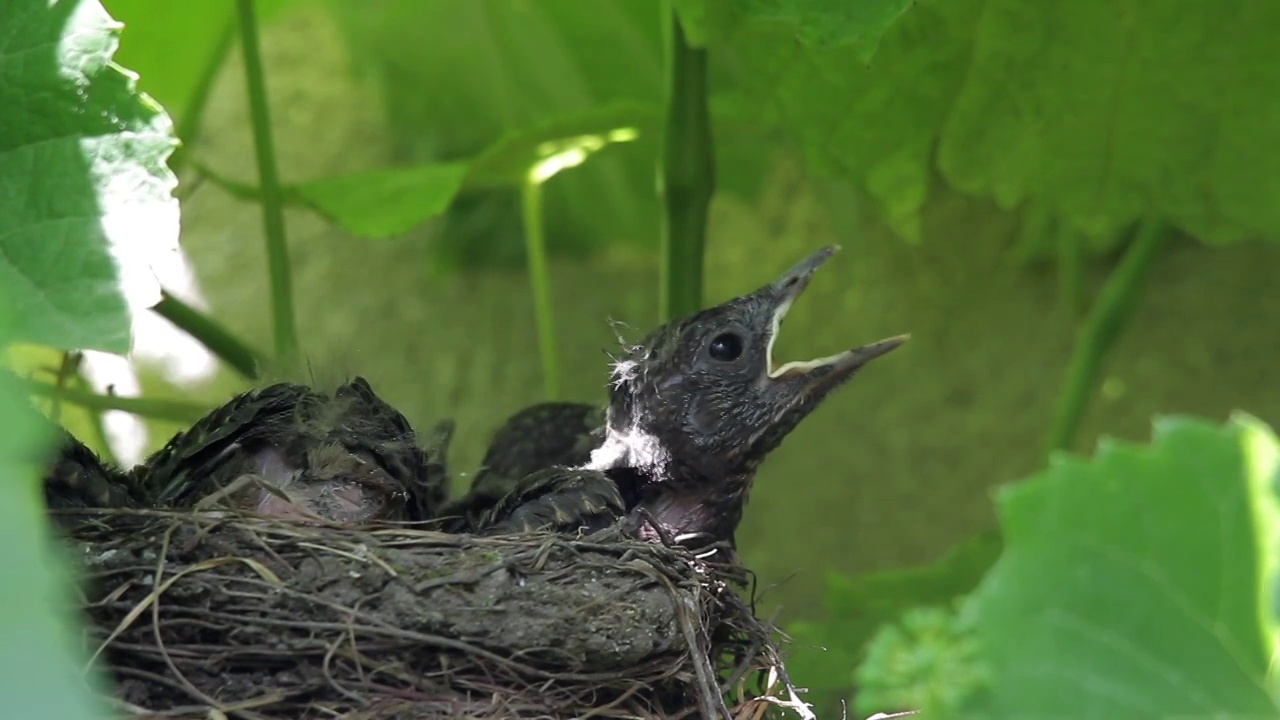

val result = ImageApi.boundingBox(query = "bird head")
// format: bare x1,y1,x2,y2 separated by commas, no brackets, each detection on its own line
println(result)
590,245,908,486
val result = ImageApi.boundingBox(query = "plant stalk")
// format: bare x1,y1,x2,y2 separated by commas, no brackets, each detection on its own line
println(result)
1047,219,1166,454
26,381,210,424
235,0,299,364
153,291,264,379
521,178,560,400
657,6,715,322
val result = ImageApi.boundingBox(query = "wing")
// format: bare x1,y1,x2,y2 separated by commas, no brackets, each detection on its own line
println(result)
138,382,317,507
42,428,140,513
474,466,625,536
448,402,605,527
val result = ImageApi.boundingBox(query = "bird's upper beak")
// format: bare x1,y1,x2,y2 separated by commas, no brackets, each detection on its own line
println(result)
762,245,909,392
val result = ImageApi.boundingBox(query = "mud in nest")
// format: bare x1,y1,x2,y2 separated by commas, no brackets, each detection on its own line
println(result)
62,509,813,719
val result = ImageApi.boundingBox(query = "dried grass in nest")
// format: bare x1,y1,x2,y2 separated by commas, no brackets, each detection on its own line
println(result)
60,508,815,720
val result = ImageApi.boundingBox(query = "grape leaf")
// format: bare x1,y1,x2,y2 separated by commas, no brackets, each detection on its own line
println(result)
0,0,180,353
938,0,1280,244
104,0,303,130
955,415,1280,717
705,0,1280,246
745,0,918,59
716,0,982,243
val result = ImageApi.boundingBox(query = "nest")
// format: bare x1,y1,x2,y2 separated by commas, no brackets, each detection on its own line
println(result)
60,508,814,719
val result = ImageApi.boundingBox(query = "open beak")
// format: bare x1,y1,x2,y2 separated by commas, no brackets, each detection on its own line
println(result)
763,245,909,388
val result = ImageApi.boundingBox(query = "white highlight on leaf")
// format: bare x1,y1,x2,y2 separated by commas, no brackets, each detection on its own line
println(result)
527,127,640,184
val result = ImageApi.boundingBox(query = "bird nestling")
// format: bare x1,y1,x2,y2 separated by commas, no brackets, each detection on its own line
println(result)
477,245,908,547
133,377,447,525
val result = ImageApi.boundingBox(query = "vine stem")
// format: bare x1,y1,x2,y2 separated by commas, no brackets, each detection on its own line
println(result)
657,4,715,322
235,0,299,364
26,381,210,424
1046,219,1166,454
521,178,560,400
152,291,264,380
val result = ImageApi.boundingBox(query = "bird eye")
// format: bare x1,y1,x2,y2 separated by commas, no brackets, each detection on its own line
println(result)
708,333,744,362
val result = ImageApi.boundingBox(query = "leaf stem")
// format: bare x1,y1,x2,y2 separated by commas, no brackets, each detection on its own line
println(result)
521,177,560,400
25,381,210,424
235,0,299,364
70,371,118,465
152,291,265,379
1046,219,1166,454
657,5,715,322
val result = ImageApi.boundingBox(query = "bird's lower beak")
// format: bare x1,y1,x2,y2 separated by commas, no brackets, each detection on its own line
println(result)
763,245,909,390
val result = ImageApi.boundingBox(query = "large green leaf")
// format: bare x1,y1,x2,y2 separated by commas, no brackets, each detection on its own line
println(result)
104,0,304,135
706,0,1280,246
0,0,180,353
859,415,1280,717
938,0,1280,244
713,0,981,243
102,0,233,128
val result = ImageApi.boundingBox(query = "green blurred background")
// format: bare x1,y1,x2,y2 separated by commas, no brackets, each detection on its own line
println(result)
58,0,1280,704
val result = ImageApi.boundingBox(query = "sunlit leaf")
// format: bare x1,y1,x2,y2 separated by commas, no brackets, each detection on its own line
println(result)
104,0,304,128
0,0,180,353
946,415,1280,717
465,102,657,188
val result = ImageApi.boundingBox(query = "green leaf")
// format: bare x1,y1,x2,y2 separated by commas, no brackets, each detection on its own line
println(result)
104,0,304,132
465,102,659,188
937,0,1280,245
715,0,982,243
324,1,666,269
0,0,180,353
0,295,111,717
102,0,234,126
705,0,1280,247
292,164,470,240
265,103,658,240
952,415,1280,717
745,0,918,60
